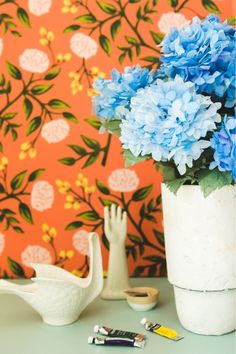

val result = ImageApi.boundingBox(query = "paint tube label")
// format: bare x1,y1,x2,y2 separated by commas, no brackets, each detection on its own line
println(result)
94,325,146,341
141,318,183,341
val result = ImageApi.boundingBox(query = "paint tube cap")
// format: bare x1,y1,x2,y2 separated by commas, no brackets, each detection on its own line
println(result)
140,318,147,325
88,336,94,344
94,325,99,333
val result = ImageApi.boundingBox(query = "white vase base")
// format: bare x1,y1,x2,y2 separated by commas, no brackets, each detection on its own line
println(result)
173,285,236,335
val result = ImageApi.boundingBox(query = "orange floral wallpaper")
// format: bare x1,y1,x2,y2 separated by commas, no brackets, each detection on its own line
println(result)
0,0,233,278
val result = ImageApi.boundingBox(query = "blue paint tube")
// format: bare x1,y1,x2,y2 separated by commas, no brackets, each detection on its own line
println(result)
88,336,145,348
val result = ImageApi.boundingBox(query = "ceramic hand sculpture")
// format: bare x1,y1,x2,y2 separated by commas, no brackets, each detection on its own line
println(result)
101,204,131,299
0,232,103,326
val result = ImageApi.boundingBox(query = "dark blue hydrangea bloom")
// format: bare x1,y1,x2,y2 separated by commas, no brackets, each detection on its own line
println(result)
92,65,156,119
210,112,236,181
160,15,236,108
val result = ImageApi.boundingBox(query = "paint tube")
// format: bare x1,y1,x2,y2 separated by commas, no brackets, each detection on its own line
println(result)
94,324,146,342
140,318,183,341
88,336,145,348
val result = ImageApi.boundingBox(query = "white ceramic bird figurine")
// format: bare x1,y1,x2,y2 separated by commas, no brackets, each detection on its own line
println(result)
101,204,131,300
0,232,103,326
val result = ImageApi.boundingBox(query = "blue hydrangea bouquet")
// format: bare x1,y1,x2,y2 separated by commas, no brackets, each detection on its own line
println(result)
92,15,236,197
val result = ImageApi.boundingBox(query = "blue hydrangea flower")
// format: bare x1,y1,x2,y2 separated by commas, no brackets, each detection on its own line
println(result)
210,113,236,181
160,15,236,108
120,76,221,175
92,65,156,119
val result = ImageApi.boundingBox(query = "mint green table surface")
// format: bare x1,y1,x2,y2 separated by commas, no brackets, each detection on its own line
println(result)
0,278,235,354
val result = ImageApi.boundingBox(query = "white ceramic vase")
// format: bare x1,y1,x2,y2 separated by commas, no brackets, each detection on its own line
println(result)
161,183,236,335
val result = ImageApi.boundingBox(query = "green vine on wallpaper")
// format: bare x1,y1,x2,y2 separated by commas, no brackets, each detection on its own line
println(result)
63,0,222,68
55,172,166,277
0,0,31,37
0,165,45,233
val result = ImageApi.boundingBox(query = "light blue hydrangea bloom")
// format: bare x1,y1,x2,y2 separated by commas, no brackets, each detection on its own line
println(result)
210,113,236,181
160,15,236,108
120,76,221,175
92,65,156,119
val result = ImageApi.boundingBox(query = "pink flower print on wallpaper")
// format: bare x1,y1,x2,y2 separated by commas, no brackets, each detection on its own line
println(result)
28,0,52,16
30,181,55,211
158,12,189,34
41,119,70,144
108,169,140,192
21,245,52,267
0,38,3,56
73,230,90,256
0,233,5,255
70,33,98,59
19,49,50,73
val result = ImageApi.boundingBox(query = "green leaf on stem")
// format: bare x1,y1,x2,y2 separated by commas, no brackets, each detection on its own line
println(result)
0,183,6,193
65,221,84,230
158,163,179,181
130,247,137,261
26,116,41,136
19,202,33,224
6,61,22,80
110,19,121,40
23,98,33,119
123,149,148,167
227,16,236,25
85,117,102,130
11,30,21,37
165,177,190,195
148,266,157,276
58,157,77,166
96,179,110,195
119,52,126,64
132,185,153,201
129,234,143,245
82,152,99,168
153,229,165,247
125,36,138,44
62,112,78,123
77,210,100,221
81,135,100,150
63,24,81,33
17,7,31,28
201,0,221,13
99,197,118,207
31,84,53,95
102,119,121,136
150,31,164,44
0,74,5,86
2,112,17,119
99,34,111,55
76,14,97,23
48,99,70,109
168,0,178,7
133,266,145,276
13,226,24,233
102,232,110,250
44,67,61,80
141,56,160,64
96,1,117,14
28,168,45,182
68,144,87,156
143,255,164,263
7,257,25,276
10,170,27,190
198,169,232,197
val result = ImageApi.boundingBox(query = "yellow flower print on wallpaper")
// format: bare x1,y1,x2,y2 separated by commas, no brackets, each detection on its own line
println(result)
0,0,233,278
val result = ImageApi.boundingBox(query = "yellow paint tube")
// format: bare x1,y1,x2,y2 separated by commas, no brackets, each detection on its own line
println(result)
140,318,183,341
